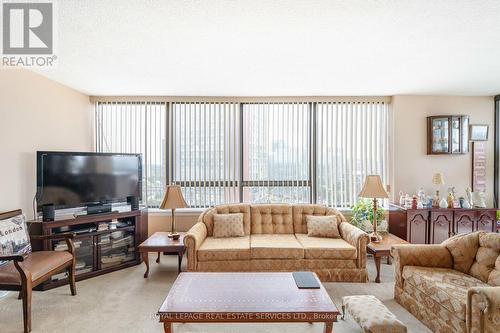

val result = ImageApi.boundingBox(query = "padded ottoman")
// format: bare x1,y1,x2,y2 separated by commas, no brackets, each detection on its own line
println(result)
342,295,407,333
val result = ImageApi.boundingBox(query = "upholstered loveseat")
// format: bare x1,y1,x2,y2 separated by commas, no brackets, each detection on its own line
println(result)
392,231,500,333
184,203,369,282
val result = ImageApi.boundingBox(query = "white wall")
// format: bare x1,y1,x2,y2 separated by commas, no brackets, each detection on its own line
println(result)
0,69,93,218
392,95,495,206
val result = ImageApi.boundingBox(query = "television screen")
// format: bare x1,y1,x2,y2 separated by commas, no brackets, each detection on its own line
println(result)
37,152,142,210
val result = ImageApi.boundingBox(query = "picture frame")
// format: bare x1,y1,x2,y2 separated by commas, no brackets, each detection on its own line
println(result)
469,124,489,141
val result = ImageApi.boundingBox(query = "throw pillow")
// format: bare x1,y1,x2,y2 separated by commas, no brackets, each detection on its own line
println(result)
0,213,31,267
306,215,340,238
213,213,245,238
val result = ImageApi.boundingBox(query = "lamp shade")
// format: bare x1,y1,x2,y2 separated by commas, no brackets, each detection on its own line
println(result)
159,185,188,209
358,175,389,199
432,173,445,185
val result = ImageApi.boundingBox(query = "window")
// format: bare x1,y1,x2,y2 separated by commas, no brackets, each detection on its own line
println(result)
171,102,240,207
243,103,310,203
95,99,390,209
95,102,167,207
316,102,390,208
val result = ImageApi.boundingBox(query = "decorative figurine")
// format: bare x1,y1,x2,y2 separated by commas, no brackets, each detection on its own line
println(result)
398,190,405,206
411,195,418,209
439,197,448,208
447,191,454,209
472,191,487,208
466,187,473,207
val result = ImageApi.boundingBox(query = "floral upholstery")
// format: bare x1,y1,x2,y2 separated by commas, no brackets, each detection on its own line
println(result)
250,234,304,259
212,213,245,238
292,204,344,234
197,236,250,261
185,203,368,282
402,266,489,320
200,204,251,236
392,232,500,333
342,295,407,333
306,215,340,238
295,234,357,259
469,232,500,283
250,204,293,234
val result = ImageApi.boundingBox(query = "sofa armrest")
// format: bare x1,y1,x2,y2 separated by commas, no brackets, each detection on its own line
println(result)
467,286,500,333
391,244,453,288
183,221,208,271
339,222,369,268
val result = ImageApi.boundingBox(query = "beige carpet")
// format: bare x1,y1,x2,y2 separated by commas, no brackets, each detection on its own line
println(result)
0,255,430,333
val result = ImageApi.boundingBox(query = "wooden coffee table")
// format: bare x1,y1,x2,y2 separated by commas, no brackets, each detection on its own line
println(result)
158,272,339,333
138,232,185,278
366,233,408,283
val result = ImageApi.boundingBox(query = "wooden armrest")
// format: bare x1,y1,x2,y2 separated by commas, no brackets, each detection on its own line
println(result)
0,254,25,262
30,232,75,241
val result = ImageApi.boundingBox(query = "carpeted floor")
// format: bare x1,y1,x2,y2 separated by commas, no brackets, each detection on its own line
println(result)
0,255,431,333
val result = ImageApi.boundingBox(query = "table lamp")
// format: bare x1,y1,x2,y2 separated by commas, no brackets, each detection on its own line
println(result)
159,185,187,240
359,175,389,242
432,173,445,207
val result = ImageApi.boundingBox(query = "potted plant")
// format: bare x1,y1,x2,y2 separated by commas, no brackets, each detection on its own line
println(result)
350,198,388,233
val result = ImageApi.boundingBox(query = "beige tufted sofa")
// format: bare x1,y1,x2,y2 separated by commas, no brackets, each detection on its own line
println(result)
184,203,369,282
392,231,500,333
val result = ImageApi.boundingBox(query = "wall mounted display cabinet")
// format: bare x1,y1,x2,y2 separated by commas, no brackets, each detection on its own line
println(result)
427,115,469,154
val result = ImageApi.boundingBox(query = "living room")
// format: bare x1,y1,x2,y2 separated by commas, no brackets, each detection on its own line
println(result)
0,1,499,333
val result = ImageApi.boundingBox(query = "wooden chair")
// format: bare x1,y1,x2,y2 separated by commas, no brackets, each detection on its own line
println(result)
0,209,77,333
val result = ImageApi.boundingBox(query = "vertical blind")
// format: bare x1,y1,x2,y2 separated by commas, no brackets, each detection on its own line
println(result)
243,103,310,203
316,102,390,208
95,99,390,209
171,102,240,207
95,102,167,207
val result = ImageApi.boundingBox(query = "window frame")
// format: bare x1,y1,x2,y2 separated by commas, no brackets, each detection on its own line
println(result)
94,98,391,209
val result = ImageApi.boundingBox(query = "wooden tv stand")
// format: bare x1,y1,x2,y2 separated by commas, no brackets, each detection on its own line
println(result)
29,209,148,291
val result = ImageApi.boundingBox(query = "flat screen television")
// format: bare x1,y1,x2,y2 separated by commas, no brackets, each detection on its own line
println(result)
37,151,142,211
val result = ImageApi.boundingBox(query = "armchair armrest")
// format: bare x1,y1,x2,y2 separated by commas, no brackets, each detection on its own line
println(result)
467,286,500,333
0,254,25,262
183,221,208,271
339,222,369,268
31,232,76,255
391,244,452,288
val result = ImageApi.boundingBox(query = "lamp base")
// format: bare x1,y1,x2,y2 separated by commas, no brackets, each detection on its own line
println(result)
369,231,383,243
168,232,180,240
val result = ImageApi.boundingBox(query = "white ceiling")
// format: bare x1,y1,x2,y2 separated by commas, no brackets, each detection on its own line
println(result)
33,0,500,96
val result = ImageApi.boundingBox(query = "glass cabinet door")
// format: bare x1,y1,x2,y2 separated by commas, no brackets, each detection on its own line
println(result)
461,116,469,153
451,117,461,153
432,117,449,153
52,236,95,281
99,230,136,270
428,115,469,155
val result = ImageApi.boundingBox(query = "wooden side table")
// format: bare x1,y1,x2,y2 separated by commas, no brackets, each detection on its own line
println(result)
138,232,186,278
366,233,408,283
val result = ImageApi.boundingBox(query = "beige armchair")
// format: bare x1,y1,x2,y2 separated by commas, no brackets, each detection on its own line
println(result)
392,231,500,333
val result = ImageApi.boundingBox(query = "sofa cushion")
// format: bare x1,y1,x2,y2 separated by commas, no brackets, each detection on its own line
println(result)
292,204,345,234
197,236,250,262
469,232,500,283
250,204,293,234
213,213,245,238
306,215,340,238
250,234,304,259
402,266,489,320
443,231,480,274
295,233,356,259
201,204,251,236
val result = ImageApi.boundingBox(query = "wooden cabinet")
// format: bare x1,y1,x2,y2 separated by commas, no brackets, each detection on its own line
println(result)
407,210,429,244
476,210,496,232
454,210,475,235
427,115,469,155
429,211,453,244
389,205,496,244
29,209,148,291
